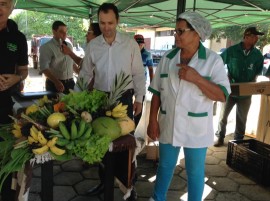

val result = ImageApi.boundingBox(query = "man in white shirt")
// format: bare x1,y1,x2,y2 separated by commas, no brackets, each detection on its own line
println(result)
79,3,145,201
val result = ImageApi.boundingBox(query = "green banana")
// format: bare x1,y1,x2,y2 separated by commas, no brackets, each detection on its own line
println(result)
81,126,92,140
66,141,74,150
56,138,70,146
77,119,86,138
59,122,70,140
70,120,78,140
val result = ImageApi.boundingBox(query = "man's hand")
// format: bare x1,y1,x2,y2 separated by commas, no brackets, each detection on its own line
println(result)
0,74,20,91
54,80,65,93
61,43,72,56
133,101,142,116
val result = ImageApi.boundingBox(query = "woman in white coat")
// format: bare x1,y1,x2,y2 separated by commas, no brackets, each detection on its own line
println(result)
147,11,231,201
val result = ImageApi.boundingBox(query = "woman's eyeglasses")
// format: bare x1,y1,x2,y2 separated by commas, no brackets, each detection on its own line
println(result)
87,30,94,34
174,28,191,36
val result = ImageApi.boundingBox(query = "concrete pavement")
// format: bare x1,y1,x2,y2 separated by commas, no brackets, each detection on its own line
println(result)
28,133,270,201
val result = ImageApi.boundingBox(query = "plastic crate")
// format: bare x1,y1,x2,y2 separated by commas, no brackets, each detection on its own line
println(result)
226,139,270,186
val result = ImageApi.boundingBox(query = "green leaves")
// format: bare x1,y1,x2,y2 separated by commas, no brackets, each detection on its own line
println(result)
0,147,33,191
61,89,108,113
73,134,111,164
106,70,132,109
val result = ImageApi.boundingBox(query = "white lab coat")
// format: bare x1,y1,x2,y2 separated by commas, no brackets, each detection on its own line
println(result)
149,44,231,148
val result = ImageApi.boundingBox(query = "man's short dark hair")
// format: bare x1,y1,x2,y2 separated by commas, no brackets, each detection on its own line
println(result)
52,21,66,31
98,3,119,20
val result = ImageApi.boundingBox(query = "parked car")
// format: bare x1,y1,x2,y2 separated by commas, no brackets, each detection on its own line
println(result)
73,46,85,57
31,35,52,69
31,35,73,69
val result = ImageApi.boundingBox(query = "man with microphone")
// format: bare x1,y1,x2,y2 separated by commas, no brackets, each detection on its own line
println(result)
39,21,78,94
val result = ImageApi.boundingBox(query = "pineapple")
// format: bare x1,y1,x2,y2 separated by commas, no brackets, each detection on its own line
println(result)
105,70,132,109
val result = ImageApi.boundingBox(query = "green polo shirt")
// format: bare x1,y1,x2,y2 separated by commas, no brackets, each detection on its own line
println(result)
221,42,263,83
221,42,263,98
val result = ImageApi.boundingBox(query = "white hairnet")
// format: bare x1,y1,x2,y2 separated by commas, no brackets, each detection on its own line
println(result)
178,11,212,42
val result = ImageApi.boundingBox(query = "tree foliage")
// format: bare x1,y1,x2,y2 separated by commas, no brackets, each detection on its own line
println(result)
211,24,270,50
11,10,89,46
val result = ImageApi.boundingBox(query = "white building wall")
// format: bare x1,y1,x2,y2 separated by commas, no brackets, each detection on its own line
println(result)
135,29,224,52
136,29,156,49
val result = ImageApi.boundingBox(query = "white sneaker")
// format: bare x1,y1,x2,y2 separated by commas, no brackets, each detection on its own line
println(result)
149,197,155,201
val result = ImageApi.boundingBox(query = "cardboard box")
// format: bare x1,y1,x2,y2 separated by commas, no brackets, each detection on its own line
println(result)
256,95,270,145
230,81,270,96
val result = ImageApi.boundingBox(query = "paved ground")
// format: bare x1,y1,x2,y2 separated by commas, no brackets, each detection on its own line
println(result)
28,134,270,201
22,65,270,201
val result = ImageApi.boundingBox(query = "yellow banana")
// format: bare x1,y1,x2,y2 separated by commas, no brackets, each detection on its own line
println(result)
112,111,127,118
47,137,58,148
112,103,128,113
25,104,39,115
50,146,66,156
112,103,123,112
13,123,21,130
120,104,128,111
12,129,22,138
30,127,39,141
105,111,112,116
32,125,39,134
37,131,48,145
32,145,49,155
38,95,49,106
28,136,38,144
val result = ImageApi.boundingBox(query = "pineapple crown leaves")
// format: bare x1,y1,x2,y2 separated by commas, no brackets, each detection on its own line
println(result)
106,71,132,109
75,77,89,92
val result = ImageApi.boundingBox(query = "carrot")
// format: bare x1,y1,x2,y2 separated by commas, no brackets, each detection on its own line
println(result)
53,102,65,112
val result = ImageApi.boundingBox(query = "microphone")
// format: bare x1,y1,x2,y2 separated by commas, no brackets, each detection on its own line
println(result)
59,39,67,51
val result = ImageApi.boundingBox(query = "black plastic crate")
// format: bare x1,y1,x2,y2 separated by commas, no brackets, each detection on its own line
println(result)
226,139,270,186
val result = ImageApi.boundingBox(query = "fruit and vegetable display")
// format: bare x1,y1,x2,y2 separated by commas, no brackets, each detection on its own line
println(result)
0,71,136,191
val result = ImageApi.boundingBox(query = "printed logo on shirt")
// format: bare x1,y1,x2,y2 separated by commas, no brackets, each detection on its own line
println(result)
7,43,17,52
248,64,254,70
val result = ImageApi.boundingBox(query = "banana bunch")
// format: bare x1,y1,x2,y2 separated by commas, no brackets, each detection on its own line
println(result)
12,123,22,138
105,103,128,118
37,95,49,107
57,119,92,150
29,125,66,156
25,104,39,115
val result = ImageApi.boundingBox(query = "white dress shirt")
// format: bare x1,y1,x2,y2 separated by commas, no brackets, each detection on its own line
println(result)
79,32,146,103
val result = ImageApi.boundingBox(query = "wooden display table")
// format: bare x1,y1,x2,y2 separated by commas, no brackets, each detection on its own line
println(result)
41,134,136,201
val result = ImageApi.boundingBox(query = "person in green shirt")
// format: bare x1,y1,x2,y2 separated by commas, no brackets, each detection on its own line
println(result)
214,27,264,147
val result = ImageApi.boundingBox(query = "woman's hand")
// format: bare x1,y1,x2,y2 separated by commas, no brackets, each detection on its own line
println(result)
147,120,160,141
177,64,201,83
